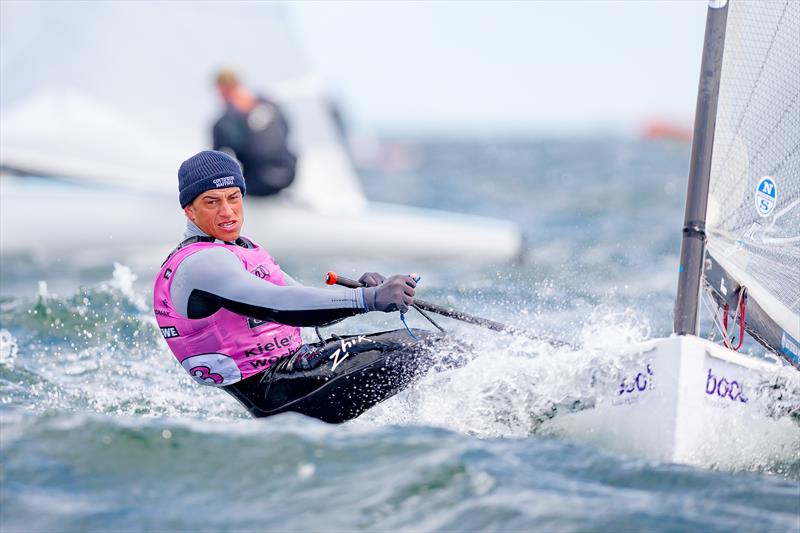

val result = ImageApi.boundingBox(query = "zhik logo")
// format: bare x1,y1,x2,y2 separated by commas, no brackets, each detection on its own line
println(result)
329,336,373,371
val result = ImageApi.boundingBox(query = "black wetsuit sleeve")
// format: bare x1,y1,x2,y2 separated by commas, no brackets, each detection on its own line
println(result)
170,247,366,327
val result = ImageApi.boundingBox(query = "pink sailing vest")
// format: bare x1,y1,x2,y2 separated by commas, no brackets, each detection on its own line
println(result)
153,239,302,387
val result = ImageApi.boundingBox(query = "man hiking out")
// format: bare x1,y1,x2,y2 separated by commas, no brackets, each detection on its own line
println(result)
154,150,439,423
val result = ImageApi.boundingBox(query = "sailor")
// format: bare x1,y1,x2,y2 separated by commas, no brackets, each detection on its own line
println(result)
154,150,438,423
212,69,297,197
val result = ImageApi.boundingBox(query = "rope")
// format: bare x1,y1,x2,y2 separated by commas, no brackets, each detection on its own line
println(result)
733,290,746,351
721,287,747,351
702,285,747,351
400,273,424,340
702,289,727,342
399,312,419,340
412,304,446,333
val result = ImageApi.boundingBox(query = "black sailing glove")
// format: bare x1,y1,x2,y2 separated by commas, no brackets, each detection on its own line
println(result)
358,272,387,287
362,275,416,313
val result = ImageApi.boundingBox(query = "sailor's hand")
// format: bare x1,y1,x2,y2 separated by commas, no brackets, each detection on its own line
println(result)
358,272,387,287
363,275,416,313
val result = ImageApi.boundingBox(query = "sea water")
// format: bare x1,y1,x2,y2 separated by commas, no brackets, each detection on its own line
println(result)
1,138,798,532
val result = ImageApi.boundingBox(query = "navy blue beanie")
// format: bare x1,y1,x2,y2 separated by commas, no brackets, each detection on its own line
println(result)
178,150,246,207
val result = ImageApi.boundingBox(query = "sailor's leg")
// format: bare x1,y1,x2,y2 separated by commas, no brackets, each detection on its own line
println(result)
224,329,442,423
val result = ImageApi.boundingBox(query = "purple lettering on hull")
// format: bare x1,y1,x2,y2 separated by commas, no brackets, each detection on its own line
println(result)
618,364,654,397
705,369,748,403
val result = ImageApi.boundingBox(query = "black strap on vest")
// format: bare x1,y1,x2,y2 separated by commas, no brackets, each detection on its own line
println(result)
161,235,256,266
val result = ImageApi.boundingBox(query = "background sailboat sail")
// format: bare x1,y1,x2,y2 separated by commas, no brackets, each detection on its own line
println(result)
703,1,800,364
0,1,365,208
0,2,523,261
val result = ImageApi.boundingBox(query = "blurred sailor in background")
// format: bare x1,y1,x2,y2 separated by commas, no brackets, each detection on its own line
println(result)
212,69,297,197
154,150,439,423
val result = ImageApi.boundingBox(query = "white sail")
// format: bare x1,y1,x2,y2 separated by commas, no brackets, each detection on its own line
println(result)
704,0,800,342
0,1,365,208
0,2,525,262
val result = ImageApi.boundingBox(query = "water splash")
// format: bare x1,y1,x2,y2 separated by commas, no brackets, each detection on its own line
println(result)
104,262,148,312
361,312,656,439
1,265,798,474
0,264,245,419
578,306,652,350
361,308,800,474
0,329,18,368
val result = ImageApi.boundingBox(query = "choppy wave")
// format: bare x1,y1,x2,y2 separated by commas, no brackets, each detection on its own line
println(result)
0,264,246,420
2,408,799,532
1,265,797,470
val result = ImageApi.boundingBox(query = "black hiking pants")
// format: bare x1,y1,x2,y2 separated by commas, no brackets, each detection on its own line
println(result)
223,329,441,423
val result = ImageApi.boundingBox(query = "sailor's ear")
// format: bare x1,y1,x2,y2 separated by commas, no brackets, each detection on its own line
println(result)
183,205,195,221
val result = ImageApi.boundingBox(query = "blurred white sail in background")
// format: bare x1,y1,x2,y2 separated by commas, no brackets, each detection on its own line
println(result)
0,1,364,208
1,88,180,190
0,1,522,261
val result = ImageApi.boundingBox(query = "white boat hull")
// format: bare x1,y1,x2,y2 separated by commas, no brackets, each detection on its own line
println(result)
0,175,522,263
544,335,799,467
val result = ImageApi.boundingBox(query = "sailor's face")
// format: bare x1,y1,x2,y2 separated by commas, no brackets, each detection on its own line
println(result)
216,81,235,102
184,187,244,241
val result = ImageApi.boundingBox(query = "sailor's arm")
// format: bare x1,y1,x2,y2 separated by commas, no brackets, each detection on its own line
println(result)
170,247,365,327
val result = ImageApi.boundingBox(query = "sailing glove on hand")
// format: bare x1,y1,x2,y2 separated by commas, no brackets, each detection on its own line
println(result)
363,275,416,313
358,272,386,287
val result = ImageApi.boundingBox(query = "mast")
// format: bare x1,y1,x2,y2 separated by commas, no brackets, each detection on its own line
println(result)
673,0,729,336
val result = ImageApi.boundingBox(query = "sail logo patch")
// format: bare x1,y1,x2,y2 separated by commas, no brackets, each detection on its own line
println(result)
755,176,777,217
782,332,800,364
